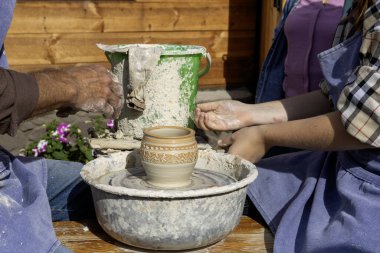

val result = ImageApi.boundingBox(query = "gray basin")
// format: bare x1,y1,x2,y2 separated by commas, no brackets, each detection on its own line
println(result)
80,149,257,251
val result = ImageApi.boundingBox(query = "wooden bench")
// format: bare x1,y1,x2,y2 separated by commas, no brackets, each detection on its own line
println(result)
54,216,274,252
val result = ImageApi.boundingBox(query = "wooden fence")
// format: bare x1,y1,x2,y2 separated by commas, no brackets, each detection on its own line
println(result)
5,0,259,89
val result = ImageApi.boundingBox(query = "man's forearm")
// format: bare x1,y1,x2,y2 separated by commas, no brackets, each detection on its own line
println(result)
31,70,76,116
260,111,372,151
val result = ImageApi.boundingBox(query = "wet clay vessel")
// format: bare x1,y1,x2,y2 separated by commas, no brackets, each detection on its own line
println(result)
140,126,198,188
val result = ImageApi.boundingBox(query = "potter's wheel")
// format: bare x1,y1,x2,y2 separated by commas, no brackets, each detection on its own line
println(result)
81,150,258,251
97,168,236,191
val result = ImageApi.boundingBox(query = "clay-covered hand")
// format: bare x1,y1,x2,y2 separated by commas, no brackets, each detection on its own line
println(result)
194,100,254,131
218,126,270,163
65,65,123,118
33,64,124,119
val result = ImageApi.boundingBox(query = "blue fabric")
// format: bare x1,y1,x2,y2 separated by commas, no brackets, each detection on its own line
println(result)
46,159,96,253
248,21,380,252
0,0,16,68
318,32,362,108
0,2,94,252
46,159,95,221
248,150,380,252
255,0,299,103
0,154,94,253
0,45,7,68
0,149,61,253
343,0,354,15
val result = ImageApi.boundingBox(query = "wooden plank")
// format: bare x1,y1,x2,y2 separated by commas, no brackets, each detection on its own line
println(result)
53,216,274,253
6,0,258,90
259,1,281,69
9,1,257,34
4,31,255,65
4,30,256,88
8,56,256,89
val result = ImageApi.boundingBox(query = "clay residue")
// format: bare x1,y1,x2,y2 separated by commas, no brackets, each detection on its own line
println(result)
0,193,18,209
117,58,192,139
80,150,258,199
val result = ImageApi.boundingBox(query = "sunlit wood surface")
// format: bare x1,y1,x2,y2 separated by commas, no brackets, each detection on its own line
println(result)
54,216,274,253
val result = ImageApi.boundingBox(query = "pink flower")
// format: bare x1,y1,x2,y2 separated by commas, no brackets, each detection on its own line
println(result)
52,123,71,143
57,123,71,135
32,148,39,157
37,140,48,152
33,140,48,156
58,136,69,144
106,119,114,129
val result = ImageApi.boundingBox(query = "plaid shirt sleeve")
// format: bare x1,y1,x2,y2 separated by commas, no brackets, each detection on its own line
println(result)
336,2,380,147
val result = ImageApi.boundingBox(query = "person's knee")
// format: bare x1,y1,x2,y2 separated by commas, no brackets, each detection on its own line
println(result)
46,159,83,181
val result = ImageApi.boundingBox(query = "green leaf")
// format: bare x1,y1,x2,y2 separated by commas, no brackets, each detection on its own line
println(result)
46,144,54,153
52,141,63,150
84,149,94,161
52,151,68,161
69,146,78,152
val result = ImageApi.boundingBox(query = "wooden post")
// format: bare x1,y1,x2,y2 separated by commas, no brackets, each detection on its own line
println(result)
259,0,284,69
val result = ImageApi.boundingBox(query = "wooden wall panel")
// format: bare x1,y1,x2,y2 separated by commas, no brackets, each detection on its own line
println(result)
10,1,256,33
10,57,254,89
5,0,258,89
259,1,283,69
6,31,255,64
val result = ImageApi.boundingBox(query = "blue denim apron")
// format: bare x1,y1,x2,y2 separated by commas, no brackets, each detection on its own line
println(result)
247,32,380,252
0,0,16,68
318,32,362,109
0,149,61,253
0,1,62,251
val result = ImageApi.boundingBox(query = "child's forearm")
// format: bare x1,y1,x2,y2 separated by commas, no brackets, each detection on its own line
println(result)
247,90,332,126
261,111,371,151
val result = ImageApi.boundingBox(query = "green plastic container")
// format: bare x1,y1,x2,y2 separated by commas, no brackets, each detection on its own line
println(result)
97,44,211,139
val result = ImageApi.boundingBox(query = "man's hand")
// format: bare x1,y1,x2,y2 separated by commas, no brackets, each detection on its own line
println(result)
32,64,123,119
65,64,123,118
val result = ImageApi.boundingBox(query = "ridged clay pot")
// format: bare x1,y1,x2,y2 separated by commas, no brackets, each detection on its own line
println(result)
140,126,198,188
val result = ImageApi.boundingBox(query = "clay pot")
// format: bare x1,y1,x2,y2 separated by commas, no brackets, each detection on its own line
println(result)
140,126,198,188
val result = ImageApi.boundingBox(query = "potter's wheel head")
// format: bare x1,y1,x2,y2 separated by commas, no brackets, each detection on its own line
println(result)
96,168,236,191
81,149,257,198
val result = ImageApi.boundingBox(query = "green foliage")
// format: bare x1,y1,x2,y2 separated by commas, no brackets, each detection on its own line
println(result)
91,116,107,136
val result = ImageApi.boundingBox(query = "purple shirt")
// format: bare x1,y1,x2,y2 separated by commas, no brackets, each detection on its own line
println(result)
283,0,344,97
